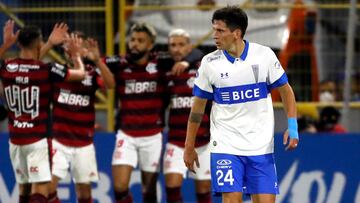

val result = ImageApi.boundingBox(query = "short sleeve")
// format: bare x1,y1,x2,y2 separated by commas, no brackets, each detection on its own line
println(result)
104,55,121,74
193,57,213,100
49,62,68,82
267,48,288,90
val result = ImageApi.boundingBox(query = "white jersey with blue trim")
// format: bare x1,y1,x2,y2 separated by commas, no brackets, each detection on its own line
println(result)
193,41,288,156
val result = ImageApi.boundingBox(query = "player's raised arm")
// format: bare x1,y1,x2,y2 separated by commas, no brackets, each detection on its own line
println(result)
65,33,85,81
86,38,115,88
0,20,19,58
40,22,68,58
184,96,207,173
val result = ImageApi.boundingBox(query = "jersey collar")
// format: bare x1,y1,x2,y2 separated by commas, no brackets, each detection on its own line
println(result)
223,40,249,64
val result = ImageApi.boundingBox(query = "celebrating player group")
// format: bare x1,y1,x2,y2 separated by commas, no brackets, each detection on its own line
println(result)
0,5,299,203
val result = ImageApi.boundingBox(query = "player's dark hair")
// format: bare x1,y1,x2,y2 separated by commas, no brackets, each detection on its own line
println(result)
18,26,42,48
130,22,157,43
72,30,86,40
212,6,248,37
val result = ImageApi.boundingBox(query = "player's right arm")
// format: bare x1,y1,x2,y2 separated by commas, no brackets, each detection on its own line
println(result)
0,20,19,58
184,96,207,173
65,33,85,81
40,22,68,59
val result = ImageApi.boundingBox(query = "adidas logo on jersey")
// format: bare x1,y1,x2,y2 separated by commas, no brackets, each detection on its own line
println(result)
58,90,90,106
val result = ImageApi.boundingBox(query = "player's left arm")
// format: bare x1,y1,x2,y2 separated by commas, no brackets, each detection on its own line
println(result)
278,83,299,151
0,20,19,59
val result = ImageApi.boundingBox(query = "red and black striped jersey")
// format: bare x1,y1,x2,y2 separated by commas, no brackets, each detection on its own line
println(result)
0,58,68,145
52,60,102,147
105,55,167,137
159,55,210,148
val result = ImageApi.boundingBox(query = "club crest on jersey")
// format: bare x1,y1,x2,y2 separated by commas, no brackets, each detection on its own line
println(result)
220,72,229,79
275,61,282,69
81,74,93,86
145,62,157,74
6,64,19,72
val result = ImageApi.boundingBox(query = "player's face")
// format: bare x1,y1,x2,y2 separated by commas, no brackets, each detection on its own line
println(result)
212,20,237,50
128,31,153,60
168,36,192,62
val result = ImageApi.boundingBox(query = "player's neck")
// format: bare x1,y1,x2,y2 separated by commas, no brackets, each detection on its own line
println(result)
135,54,149,65
227,40,245,58
20,49,38,60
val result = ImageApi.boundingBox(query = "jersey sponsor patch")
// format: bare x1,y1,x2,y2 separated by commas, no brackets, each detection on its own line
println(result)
213,82,268,104
124,80,157,94
57,89,90,106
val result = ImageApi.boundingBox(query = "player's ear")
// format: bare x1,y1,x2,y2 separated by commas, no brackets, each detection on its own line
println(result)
234,29,242,40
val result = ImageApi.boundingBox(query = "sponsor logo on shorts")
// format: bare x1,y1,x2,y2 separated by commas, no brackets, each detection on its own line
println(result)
216,159,232,166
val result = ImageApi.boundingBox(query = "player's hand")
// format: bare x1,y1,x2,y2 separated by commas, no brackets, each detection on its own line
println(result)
283,129,299,151
66,33,83,58
171,61,189,76
2,20,19,49
183,147,200,173
85,38,101,63
48,22,68,46
284,117,299,151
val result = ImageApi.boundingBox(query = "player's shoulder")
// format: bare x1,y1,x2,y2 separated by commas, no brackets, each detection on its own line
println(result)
202,50,224,64
248,41,274,55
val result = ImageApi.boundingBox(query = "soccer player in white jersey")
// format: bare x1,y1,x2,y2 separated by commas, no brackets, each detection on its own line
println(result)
183,6,299,203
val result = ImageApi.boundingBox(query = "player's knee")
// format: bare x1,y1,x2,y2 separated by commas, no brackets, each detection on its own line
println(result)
75,183,92,199
195,180,211,194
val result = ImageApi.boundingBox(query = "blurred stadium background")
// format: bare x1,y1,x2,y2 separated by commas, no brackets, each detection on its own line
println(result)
0,0,359,202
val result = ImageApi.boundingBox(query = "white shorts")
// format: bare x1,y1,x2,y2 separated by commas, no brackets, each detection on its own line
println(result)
52,140,99,183
10,138,52,184
163,143,211,180
112,130,163,173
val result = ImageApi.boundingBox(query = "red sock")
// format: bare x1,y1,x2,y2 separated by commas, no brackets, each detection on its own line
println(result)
196,192,212,203
19,195,30,203
114,190,132,203
142,191,157,203
78,198,92,203
48,191,60,203
29,193,47,203
166,187,182,203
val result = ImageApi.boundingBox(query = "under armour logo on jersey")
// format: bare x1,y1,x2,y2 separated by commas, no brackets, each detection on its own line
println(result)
220,72,229,79
252,64,259,83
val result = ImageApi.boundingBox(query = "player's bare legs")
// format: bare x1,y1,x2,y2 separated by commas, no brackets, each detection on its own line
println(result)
48,176,60,203
223,192,242,203
31,182,49,202
195,180,212,202
165,173,183,202
112,165,133,202
19,183,31,202
165,173,183,188
141,171,158,203
75,183,92,200
251,194,276,203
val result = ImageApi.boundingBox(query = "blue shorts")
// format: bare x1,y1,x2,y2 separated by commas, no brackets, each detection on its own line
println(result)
210,153,279,196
